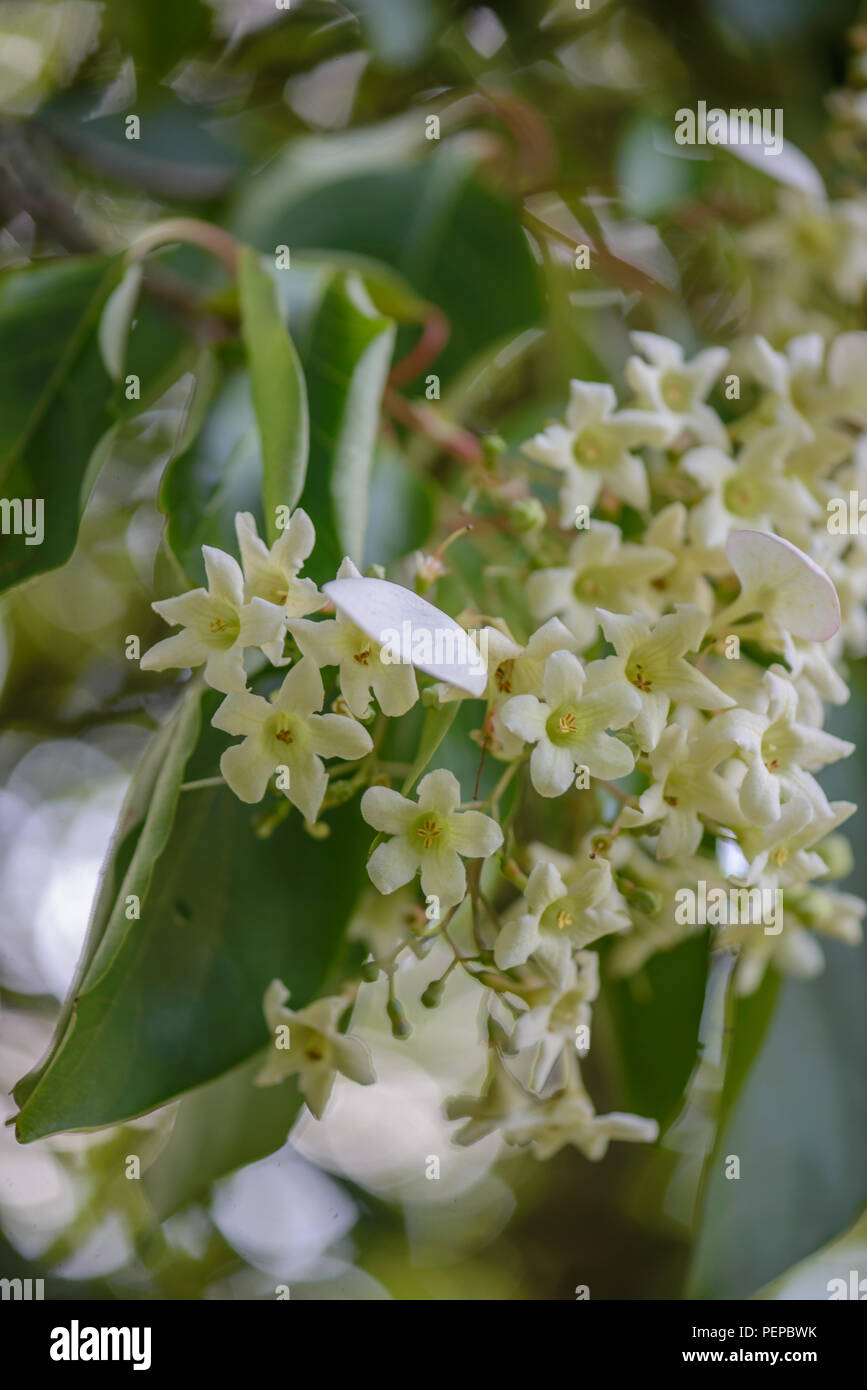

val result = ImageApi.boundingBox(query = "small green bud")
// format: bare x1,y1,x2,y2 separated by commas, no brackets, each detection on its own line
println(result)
387,997,412,1039
508,497,546,533
815,833,853,881
420,977,446,1009
360,961,380,983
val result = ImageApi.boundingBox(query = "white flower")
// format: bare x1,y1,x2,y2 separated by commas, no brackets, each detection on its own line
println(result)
523,380,670,519
736,793,856,889
509,1088,659,1162
212,657,373,822
448,1053,658,1161
494,855,629,981
433,617,580,759
256,980,375,1118
501,649,641,796
596,605,734,751
360,768,503,909
680,428,821,548
510,951,600,1054
235,509,326,625
625,331,729,448
709,668,853,825
620,721,744,858
288,558,418,719
141,545,286,693
527,521,674,648
643,501,728,613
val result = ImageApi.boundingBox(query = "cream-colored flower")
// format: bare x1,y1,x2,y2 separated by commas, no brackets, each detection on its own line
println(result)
596,605,734,751
681,428,821,548
360,769,503,909
709,668,853,825
256,980,374,1118
212,657,373,822
523,379,670,520
527,521,674,648
625,331,729,448
621,720,744,858
501,649,641,796
493,855,629,981
141,545,285,693
235,509,326,622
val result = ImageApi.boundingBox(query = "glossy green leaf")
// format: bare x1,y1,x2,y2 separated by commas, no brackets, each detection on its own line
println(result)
363,446,435,570
238,245,309,539
159,367,263,586
0,255,122,594
301,272,395,579
238,145,541,380
13,686,373,1142
98,263,143,381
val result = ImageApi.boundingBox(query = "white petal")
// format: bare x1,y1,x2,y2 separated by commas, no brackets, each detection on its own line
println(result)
322,575,487,697
420,847,466,908
541,649,586,706
494,914,541,970
202,645,249,694
449,809,503,859
530,739,575,797
417,768,462,814
220,739,274,804
501,694,547,745
367,836,420,894
360,785,416,834
726,530,841,641
203,546,244,607
285,750,328,823
308,712,373,761
211,691,270,736
140,630,209,673
272,657,324,716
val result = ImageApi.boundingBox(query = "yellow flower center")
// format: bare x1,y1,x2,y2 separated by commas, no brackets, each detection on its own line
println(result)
494,660,515,694
629,661,653,692
556,909,573,931
353,646,372,666
416,817,443,850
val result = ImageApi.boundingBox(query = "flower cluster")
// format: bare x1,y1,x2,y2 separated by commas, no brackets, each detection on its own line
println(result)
141,324,866,1161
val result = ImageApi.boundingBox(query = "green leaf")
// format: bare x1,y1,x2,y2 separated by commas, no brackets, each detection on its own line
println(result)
401,702,459,795
301,272,395,579
0,255,122,594
238,245,309,539
159,367,263,586
13,687,372,1141
144,1056,302,1221
237,145,541,380
363,446,435,570
603,935,708,1127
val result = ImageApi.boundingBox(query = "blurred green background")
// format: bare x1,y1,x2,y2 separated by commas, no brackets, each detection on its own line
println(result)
0,0,865,1300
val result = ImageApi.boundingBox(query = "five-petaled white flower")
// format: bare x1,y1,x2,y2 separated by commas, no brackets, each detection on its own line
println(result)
620,720,744,858
236,509,326,627
494,855,629,982
596,605,735,751
527,520,674,648
360,768,503,909
709,667,853,825
523,380,670,520
288,557,418,719
256,979,375,1118
141,545,285,693
625,331,729,448
501,649,641,796
212,657,373,822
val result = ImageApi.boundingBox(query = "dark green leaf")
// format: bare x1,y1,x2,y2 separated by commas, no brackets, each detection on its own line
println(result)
0,255,122,594
13,687,372,1141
